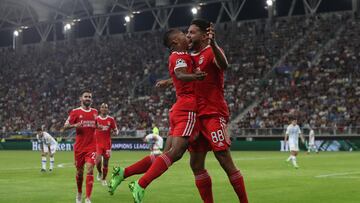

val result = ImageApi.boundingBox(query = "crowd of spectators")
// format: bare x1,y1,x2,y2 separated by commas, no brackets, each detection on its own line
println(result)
238,15,360,131
0,11,359,136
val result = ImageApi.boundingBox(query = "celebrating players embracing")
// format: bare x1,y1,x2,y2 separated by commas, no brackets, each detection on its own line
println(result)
109,29,206,203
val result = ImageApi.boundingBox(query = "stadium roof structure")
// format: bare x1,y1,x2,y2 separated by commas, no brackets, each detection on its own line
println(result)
0,0,234,40
0,0,356,45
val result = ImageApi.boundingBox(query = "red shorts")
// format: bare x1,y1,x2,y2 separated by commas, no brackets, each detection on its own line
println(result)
188,116,231,152
74,151,96,168
169,110,198,138
96,144,111,159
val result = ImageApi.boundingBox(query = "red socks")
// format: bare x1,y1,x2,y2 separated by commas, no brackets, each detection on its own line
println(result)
102,167,108,180
124,154,156,178
76,174,83,193
194,170,213,203
229,170,248,203
86,173,94,198
138,154,172,188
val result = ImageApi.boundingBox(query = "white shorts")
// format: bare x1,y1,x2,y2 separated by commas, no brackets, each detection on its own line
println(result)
43,144,57,154
150,149,162,155
289,142,299,151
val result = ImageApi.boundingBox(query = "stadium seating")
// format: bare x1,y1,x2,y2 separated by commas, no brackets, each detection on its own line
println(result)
0,12,359,136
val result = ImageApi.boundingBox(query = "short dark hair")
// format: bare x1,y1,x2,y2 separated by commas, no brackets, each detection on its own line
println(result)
163,29,181,49
190,19,210,33
36,127,42,131
80,89,92,96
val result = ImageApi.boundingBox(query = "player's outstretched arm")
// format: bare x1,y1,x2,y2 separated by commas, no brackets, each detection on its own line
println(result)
207,23,229,70
63,122,82,130
174,67,207,82
155,78,173,88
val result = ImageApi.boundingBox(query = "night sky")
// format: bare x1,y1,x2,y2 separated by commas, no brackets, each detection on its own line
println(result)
0,0,353,47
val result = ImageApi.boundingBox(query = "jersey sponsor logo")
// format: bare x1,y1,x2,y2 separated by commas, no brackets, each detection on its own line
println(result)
199,55,204,65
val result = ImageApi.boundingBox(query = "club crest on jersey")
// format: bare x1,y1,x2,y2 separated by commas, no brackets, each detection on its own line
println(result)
199,55,204,65
107,121,110,126
93,114,97,119
79,115,83,118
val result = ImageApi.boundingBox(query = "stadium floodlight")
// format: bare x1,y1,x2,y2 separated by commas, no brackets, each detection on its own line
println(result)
191,7,198,15
13,30,19,37
266,0,273,6
64,23,72,31
125,15,131,23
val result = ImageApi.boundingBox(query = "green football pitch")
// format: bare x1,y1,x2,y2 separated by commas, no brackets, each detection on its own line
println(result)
0,151,359,203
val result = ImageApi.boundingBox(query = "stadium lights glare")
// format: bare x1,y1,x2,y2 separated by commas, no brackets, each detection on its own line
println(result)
13,30,19,37
266,0,274,6
191,7,198,15
125,15,131,23
64,23,72,31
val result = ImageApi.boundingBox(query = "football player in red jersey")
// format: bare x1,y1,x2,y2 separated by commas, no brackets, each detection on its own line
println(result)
64,89,98,203
95,103,118,186
186,19,248,203
108,29,206,203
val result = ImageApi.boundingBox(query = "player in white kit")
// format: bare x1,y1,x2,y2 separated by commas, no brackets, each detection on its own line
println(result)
143,132,163,155
284,119,305,168
307,127,318,154
36,128,58,172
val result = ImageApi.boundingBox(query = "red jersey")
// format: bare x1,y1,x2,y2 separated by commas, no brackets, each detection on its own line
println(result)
191,45,229,117
65,107,98,152
168,51,197,111
95,115,117,147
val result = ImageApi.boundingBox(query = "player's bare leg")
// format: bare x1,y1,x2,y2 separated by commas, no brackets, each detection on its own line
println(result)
76,166,84,203
95,154,102,181
214,150,248,203
102,157,109,186
85,162,95,202
190,151,214,203
130,137,189,202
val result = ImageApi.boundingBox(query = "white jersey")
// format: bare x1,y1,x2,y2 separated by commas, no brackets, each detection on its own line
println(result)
144,133,163,152
286,124,301,144
37,132,58,146
308,130,315,145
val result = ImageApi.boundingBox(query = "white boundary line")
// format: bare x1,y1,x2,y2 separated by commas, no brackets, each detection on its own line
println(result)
315,171,360,178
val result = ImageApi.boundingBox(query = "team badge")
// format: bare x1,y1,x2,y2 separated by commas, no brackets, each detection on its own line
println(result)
199,55,204,65
79,115,83,118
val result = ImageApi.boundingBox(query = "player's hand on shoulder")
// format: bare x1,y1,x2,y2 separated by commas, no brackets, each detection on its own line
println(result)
207,22,215,45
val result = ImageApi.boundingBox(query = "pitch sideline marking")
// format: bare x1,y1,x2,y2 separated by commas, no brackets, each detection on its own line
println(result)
315,171,360,178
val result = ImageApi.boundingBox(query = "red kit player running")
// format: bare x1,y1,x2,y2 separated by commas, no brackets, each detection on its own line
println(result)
64,90,98,203
95,103,118,186
108,29,206,203
186,19,248,203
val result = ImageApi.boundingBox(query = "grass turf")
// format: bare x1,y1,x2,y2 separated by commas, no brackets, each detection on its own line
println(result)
0,151,359,203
